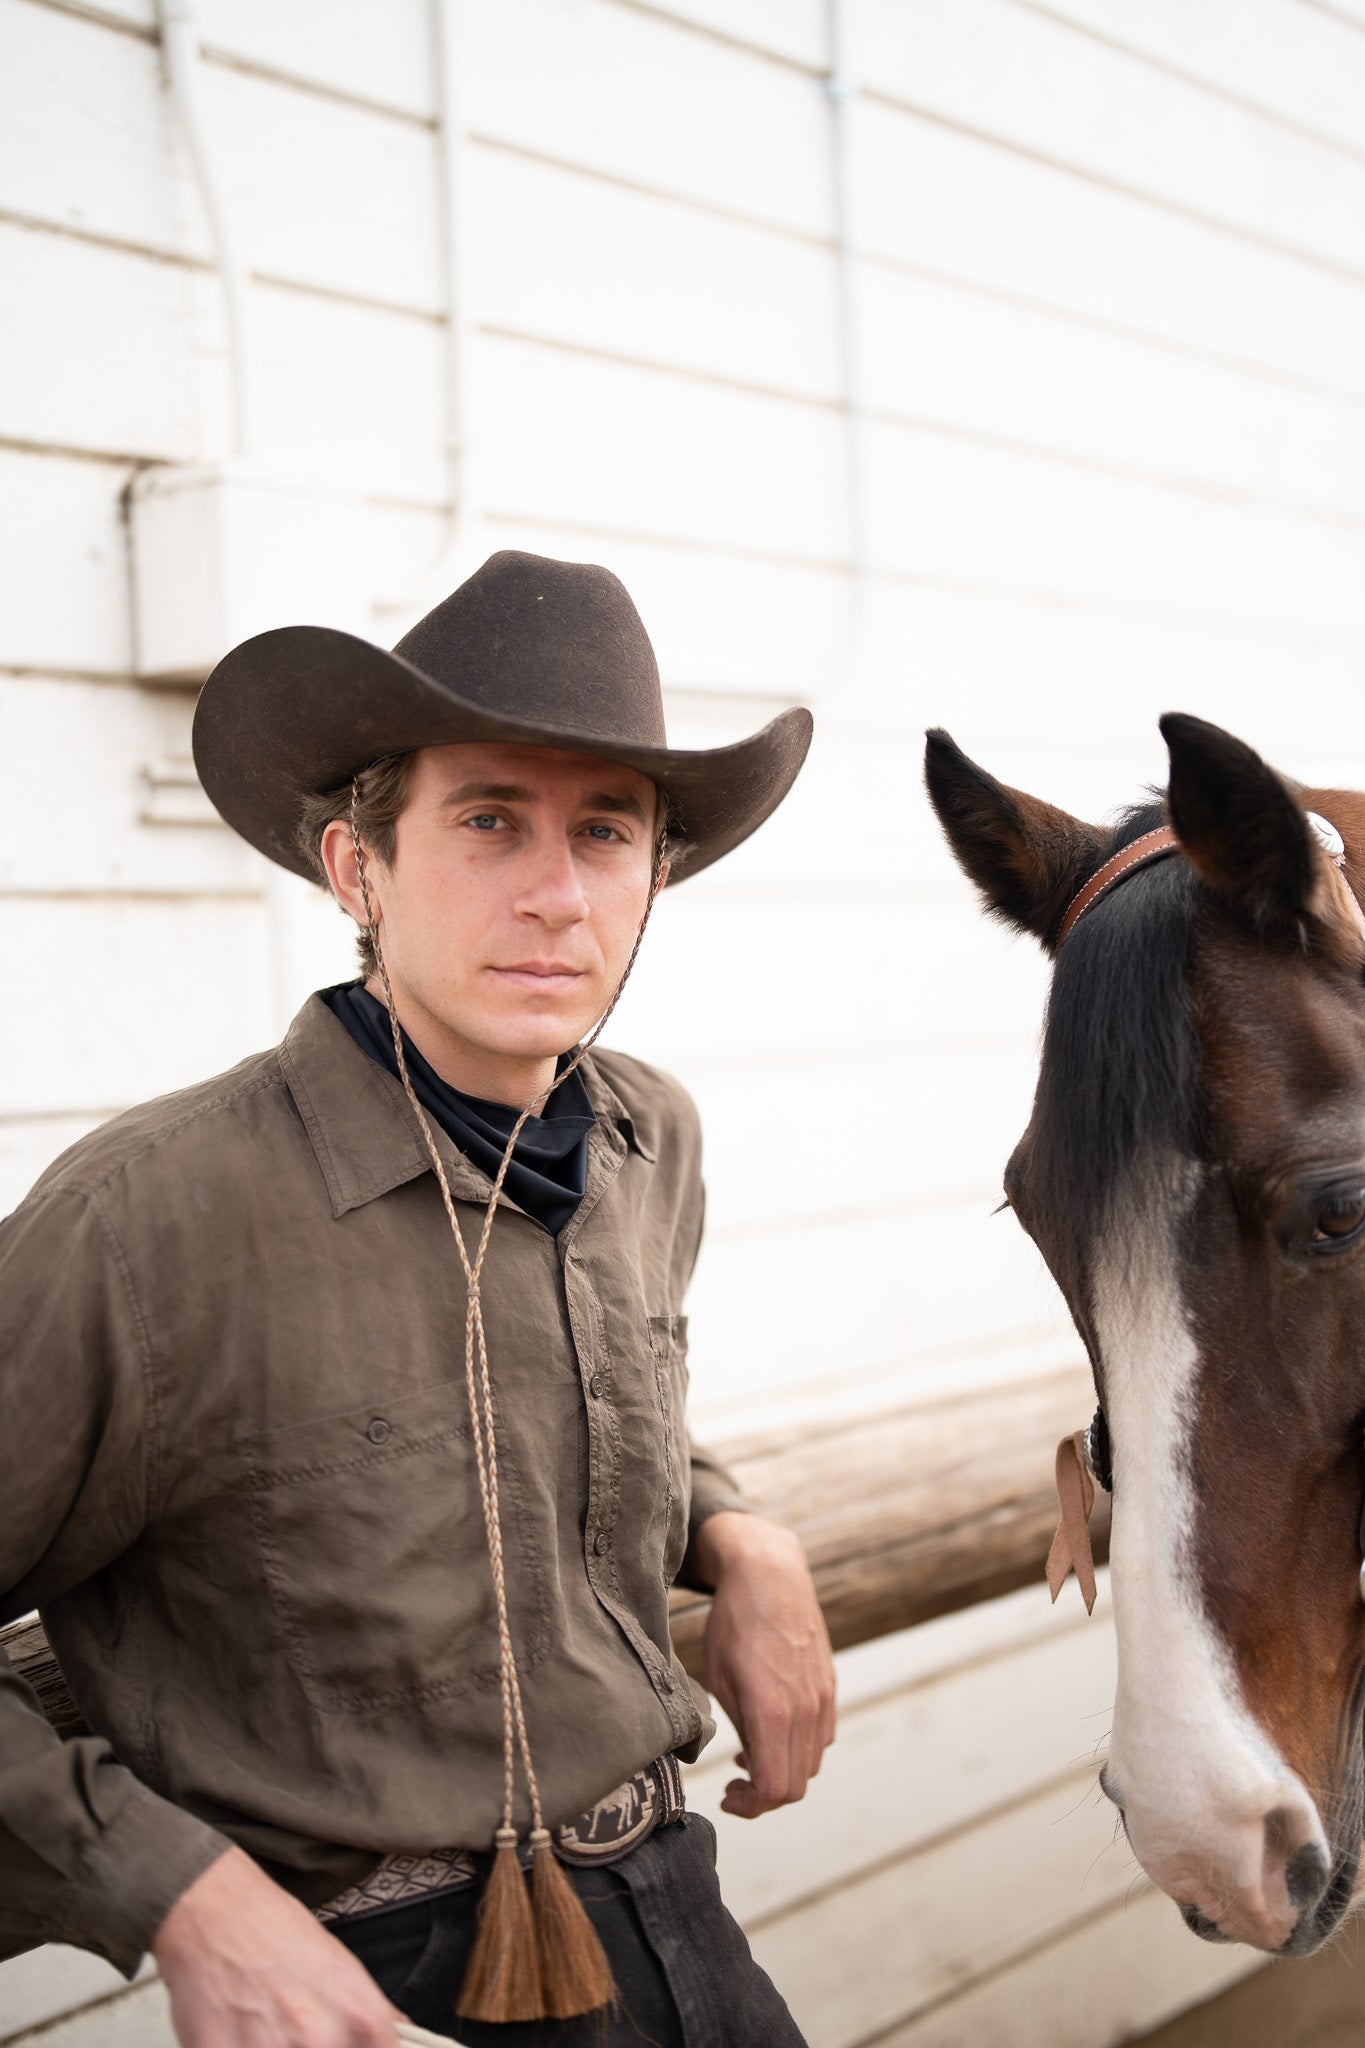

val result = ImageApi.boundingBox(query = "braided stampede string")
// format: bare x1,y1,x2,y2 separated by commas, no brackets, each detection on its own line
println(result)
349,779,665,1855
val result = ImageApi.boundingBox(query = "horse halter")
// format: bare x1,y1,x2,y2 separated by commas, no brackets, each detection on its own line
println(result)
1046,808,1365,1611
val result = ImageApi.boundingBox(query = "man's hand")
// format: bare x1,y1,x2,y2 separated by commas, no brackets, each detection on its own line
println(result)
692,1511,836,1819
151,1845,404,2047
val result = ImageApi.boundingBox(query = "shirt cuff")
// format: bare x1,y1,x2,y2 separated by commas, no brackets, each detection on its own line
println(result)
60,1778,233,1978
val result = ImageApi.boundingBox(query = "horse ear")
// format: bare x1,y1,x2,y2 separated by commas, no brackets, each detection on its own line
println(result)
1160,713,1317,930
924,729,1104,951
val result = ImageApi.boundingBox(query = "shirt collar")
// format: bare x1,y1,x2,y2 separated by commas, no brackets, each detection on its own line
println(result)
279,993,651,1220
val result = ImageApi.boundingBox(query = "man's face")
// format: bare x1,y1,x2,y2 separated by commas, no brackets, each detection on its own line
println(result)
350,743,661,1075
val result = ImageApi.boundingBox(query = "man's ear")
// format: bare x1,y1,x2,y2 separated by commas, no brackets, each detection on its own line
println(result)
320,815,378,931
1160,713,1317,932
924,729,1105,952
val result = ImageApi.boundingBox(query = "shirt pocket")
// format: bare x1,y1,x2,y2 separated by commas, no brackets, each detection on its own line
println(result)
237,1379,550,1713
647,1313,691,1586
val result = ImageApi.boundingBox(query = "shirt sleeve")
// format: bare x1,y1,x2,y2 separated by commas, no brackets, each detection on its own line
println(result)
0,1184,230,1976
683,1438,752,1549
673,1146,755,1589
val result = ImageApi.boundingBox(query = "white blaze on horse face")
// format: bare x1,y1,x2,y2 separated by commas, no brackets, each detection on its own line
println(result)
1096,1169,1327,1952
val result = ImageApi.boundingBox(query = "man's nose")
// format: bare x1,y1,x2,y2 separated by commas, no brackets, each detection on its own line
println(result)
517,837,590,924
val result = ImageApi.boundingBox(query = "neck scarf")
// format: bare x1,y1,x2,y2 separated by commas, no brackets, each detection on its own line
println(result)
325,982,595,1236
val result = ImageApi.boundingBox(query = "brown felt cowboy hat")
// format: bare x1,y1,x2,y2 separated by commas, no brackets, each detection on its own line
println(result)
192,549,813,881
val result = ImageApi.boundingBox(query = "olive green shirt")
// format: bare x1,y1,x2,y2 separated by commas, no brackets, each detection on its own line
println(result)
0,995,747,1974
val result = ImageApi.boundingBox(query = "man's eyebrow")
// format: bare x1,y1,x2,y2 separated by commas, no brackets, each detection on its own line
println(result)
441,782,536,806
584,789,650,824
440,781,651,824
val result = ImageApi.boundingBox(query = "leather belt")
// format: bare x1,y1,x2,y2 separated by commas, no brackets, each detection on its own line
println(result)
315,1755,687,1926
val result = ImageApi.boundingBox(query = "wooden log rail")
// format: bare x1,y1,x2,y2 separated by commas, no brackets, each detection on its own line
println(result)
2,1367,1107,1731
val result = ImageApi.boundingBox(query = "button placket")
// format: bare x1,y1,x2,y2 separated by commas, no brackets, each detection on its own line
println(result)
560,1229,616,1580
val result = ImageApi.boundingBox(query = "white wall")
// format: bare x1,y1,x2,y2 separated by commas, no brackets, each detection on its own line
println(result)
6,0,1365,2040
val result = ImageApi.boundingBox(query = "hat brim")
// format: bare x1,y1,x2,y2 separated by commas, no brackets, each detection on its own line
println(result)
192,625,813,884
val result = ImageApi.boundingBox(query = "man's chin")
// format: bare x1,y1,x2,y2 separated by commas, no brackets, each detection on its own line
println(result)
468,1012,604,1065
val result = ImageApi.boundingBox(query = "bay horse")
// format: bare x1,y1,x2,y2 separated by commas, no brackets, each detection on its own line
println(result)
925,713,1365,1955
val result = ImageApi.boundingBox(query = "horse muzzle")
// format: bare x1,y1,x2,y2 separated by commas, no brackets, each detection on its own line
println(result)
1101,1768,1350,1954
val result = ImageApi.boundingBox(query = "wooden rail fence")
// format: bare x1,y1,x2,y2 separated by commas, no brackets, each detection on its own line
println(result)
2,1366,1106,1726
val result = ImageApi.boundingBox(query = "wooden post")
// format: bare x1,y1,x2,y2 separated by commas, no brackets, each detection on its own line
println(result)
669,1364,1107,1679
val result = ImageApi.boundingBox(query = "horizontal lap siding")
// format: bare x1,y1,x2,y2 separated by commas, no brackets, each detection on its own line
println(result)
0,1978,175,2048
466,338,1365,636
1,896,276,1117
3,0,441,305
0,226,448,499
852,0,1365,278
0,451,134,675
5,0,1365,2040
689,1594,1123,1927
877,1887,1257,2048
978,0,1365,161
691,1584,1261,2045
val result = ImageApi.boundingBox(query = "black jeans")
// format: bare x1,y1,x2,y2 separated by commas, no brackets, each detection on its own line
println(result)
333,1816,807,2048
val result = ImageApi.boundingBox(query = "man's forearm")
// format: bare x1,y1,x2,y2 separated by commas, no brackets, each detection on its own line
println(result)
693,1510,837,1818
690,1507,804,1592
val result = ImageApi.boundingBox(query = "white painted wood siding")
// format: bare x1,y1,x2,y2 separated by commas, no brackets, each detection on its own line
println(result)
5,0,1365,2040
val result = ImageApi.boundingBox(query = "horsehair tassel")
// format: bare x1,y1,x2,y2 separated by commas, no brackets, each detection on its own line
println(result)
530,1828,617,2019
456,1830,544,2023
1046,1430,1098,1614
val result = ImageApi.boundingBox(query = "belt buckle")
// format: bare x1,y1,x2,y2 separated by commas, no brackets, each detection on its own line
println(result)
553,1756,686,1867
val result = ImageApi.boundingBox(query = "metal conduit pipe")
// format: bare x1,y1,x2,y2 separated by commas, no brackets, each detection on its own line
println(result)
155,0,257,460
825,0,873,687
376,0,479,616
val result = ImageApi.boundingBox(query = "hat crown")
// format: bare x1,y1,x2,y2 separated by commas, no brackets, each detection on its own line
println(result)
393,551,665,749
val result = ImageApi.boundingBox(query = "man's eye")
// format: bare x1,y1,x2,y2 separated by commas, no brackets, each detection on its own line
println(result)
584,824,619,842
468,813,502,831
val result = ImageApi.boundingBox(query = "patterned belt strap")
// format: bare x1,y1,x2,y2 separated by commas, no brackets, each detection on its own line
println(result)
315,1756,687,1927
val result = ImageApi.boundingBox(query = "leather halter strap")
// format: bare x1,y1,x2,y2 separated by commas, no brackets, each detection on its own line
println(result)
1058,816,1365,949
1046,1432,1098,1614
1057,826,1180,946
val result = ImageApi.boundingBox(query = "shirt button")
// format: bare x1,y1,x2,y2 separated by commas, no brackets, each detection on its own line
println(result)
592,1530,608,1556
366,1418,391,1445
659,1669,675,1694
589,1375,604,1399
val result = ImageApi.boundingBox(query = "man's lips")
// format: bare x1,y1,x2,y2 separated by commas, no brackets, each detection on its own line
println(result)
487,964,587,992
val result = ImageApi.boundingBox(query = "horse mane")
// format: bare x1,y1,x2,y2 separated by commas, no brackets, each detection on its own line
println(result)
1031,799,1203,1268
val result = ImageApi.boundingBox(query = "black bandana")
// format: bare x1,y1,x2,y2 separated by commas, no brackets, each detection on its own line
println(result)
325,983,596,1236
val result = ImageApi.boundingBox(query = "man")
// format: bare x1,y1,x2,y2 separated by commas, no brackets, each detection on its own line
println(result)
0,552,835,2046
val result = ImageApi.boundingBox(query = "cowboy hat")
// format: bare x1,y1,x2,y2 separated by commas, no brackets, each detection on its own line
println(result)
192,549,812,882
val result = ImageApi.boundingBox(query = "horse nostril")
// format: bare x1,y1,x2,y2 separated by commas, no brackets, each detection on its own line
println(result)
1098,1763,1123,1810
1183,1905,1230,1944
1284,1840,1330,1912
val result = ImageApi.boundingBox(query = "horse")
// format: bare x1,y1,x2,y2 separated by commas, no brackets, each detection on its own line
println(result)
925,712,1365,1956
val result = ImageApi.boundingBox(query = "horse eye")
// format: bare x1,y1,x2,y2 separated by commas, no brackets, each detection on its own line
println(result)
1312,1194,1365,1245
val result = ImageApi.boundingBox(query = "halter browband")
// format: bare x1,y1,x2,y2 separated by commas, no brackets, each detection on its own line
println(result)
1057,816,1365,948
1057,827,1180,946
